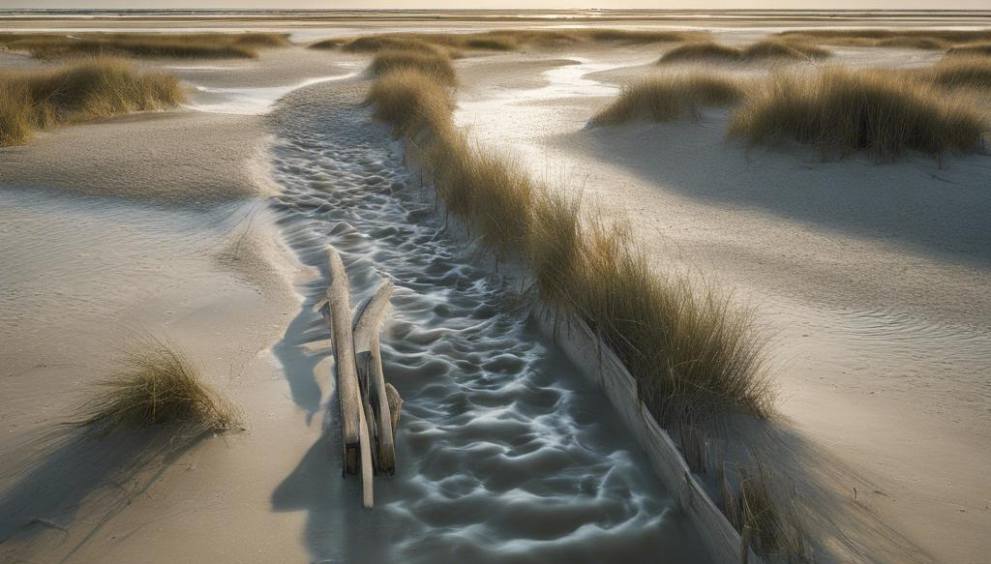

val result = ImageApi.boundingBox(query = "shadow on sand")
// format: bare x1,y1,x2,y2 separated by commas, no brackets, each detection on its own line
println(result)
0,428,207,563
573,117,991,269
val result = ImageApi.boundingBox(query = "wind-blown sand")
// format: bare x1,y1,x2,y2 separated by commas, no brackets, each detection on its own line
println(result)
2,12,990,564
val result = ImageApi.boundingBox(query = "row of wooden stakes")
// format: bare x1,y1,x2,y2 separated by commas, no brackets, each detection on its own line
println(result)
320,245,403,508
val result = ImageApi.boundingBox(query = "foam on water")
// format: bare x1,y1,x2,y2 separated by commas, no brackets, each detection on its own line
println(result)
265,82,712,563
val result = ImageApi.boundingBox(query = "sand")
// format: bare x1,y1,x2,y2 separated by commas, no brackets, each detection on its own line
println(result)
0,45,332,562
2,12,990,564
453,37,991,564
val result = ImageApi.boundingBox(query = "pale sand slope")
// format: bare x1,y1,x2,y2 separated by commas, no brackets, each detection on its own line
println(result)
0,47,352,562
454,42,991,563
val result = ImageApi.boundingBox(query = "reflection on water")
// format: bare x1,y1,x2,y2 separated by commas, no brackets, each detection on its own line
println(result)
266,82,712,563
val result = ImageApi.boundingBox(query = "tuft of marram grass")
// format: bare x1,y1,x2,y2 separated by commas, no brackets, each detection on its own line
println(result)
659,39,831,65
70,344,241,435
592,74,746,125
366,66,773,424
0,32,290,59
728,68,985,160
370,49,457,85
364,68,454,138
0,58,185,146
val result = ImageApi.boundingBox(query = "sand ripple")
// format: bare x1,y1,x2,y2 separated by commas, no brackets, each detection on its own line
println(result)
265,82,711,564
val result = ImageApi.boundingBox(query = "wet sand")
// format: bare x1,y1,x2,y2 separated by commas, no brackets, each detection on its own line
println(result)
2,13,990,564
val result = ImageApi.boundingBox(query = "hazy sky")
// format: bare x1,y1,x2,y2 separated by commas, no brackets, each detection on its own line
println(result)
4,1,991,9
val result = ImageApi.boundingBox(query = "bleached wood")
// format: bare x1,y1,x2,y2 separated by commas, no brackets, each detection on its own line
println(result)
325,246,360,471
352,281,397,474
357,388,374,508
535,307,762,564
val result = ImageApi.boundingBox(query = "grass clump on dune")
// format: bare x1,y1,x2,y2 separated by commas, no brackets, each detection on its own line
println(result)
366,66,772,424
370,49,457,85
313,28,706,54
0,32,290,60
927,56,991,89
70,343,241,435
659,39,831,65
729,68,985,160
365,68,454,138
946,42,991,58
777,28,991,50
0,58,184,146
592,74,745,125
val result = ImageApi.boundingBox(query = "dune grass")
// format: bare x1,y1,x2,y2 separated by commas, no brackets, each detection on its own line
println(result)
728,68,985,160
777,28,991,50
659,39,831,65
370,49,457,85
313,28,706,54
366,67,772,425
946,42,991,58
70,343,240,435
592,74,746,125
0,58,185,146
0,32,290,59
365,68,455,138
927,56,991,89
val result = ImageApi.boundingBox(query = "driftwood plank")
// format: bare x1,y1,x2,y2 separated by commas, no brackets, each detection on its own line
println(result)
352,281,397,475
325,246,361,473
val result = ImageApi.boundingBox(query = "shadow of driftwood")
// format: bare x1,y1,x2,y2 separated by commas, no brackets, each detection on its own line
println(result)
0,427,206,563
270,395,400,563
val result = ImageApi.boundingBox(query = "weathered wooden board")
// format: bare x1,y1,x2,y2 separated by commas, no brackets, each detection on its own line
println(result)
325,246,361,472
352,281,397,475
534,307,762,564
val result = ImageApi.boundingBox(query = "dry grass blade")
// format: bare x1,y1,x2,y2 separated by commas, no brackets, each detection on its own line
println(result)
728,68,986,160
592,74,746,125
0,58,185,146
69,343,241,435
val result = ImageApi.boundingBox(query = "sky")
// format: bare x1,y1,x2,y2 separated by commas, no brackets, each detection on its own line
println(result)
3,0,990,9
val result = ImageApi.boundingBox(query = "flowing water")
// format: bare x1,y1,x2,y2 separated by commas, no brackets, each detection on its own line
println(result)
265,81,712,563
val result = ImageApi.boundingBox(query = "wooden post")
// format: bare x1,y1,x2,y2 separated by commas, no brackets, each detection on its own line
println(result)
325,246,361,474
355,351,379,470
352,281,397,475
357,390,374,508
